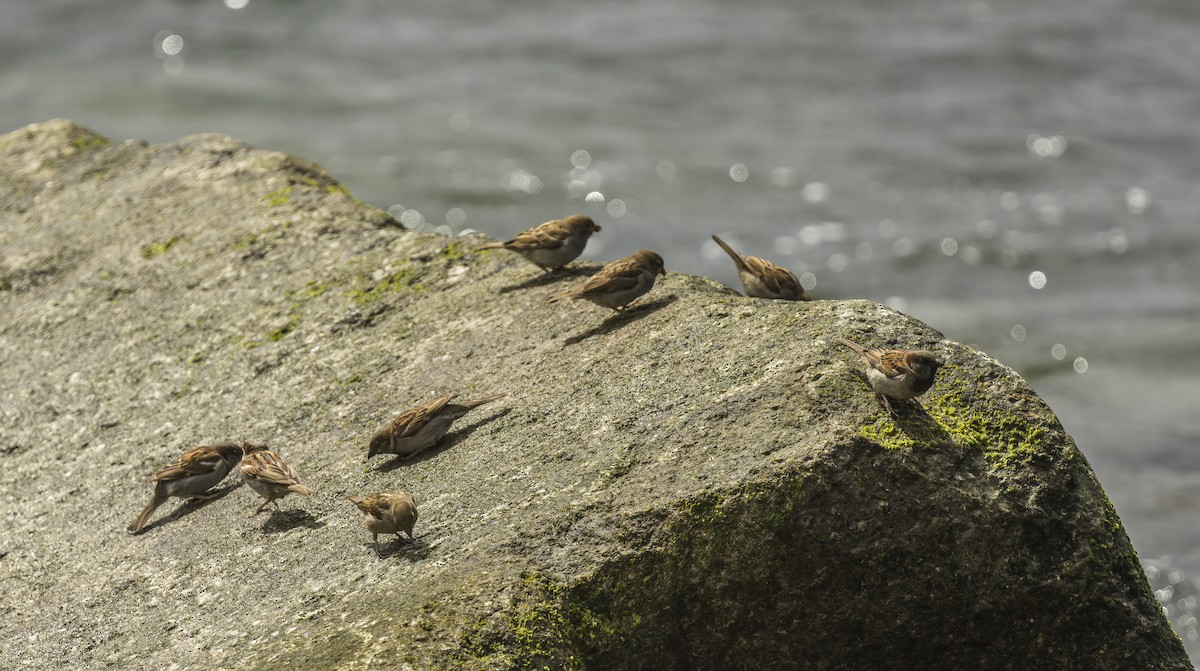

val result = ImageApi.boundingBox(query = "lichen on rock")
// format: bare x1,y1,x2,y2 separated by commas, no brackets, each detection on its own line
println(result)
0,120,1188,670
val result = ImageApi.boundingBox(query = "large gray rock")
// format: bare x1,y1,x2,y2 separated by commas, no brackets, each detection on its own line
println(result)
0,120,1187,670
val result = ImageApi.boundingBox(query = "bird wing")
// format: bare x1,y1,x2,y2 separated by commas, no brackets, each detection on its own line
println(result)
151,446,224,482
576,259,643,296
389,394,457,438
505,221,568,251
745,256,802,296
241,450,302,487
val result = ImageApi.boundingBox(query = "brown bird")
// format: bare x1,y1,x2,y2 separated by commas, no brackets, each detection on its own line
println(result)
347,491,418,553
837,338,945,414
368,393,505,460
127,442,244,533
711,234,810,301
547,249,666,311
480,214,602,272
239,442,313,515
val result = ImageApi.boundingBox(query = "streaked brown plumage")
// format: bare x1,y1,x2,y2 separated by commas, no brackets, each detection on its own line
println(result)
127,442,244,533
480,214,601,272
348,491,418,552
837,337,945,414
711,234,810,301
368,393,505,460
239,442,312,515
547,249,666,311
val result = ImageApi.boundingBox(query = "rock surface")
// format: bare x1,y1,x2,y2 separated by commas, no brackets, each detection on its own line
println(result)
0,119,1188,670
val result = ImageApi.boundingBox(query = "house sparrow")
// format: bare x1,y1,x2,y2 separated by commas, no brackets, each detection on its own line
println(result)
837,338,945,414
368,393,505,460
347,491,418,553
239,442,313,515
480,214,602,272
547,249,666,311
711,234,810,301
127,442,244,533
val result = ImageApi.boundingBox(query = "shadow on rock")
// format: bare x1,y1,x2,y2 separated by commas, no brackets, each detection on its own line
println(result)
376,537,433,561
260,508,326,534
374,407,512,472
563,295,678,346
891,402,956,447
133,481,244,535
497,265,597,295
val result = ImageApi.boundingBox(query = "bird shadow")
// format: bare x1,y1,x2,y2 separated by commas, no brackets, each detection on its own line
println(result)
886,400,957,446
374,536,433,561
497,265,597,295
373,407,513,472
131,481,244,535
562,295,678,346
260,508,326,534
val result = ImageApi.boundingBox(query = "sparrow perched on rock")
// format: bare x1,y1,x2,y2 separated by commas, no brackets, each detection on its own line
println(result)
347,491,418,552
547,249,666,311
837,338,945,414
711,235,810,301
480,214,602,272
368,393,505,460
239,442,313,515
127,442,244,533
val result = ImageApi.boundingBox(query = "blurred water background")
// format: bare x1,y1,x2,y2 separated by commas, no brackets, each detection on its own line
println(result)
3,0,1198,660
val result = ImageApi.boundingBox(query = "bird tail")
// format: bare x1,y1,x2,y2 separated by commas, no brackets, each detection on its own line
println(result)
547,287,575,303
289,484,313,496
128,489,168,533
711,235,749,272
462,394,505,409
836,337,866,356
479,241,508,250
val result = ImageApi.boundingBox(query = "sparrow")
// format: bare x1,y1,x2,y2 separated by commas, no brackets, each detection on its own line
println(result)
711,234,810,301
368,393,505,460
239,442,313,515
837,338,945,414
127,442,244,533
480,214,602,273
547,249,666,311
347,491,418,553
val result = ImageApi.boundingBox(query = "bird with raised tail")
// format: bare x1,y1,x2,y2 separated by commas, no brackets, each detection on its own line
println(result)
837,338,945,414
239,442,313,515
127,442,244,533
547,249,666,311
711,234,810,301
348,491,418,553
480,213,601,273
368,393,505,460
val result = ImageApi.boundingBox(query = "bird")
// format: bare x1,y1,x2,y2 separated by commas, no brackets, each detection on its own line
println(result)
368,393,505,460
547,249,666,311
480,214,602,273
837,338,945,414
711,234,810,301
347,491,418,553
127,442,244,533
239,442,313,515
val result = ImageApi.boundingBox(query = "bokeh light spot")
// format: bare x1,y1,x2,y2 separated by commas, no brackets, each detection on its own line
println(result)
729,163,749,182
584,191,605,203
1051,343,1066,361
799,272,817,291
1028,270,1047,290
801,181,829,204
656,160,676,181
940,237,959,256
606,199,626,217
1010,324,1026,341
224,0,249,8
570,149,591,170
445,208,466,226
1126,187,1149,214
1073,357,1088,374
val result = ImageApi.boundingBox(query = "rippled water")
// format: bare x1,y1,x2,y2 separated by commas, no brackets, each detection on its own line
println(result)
3,0,1199,662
